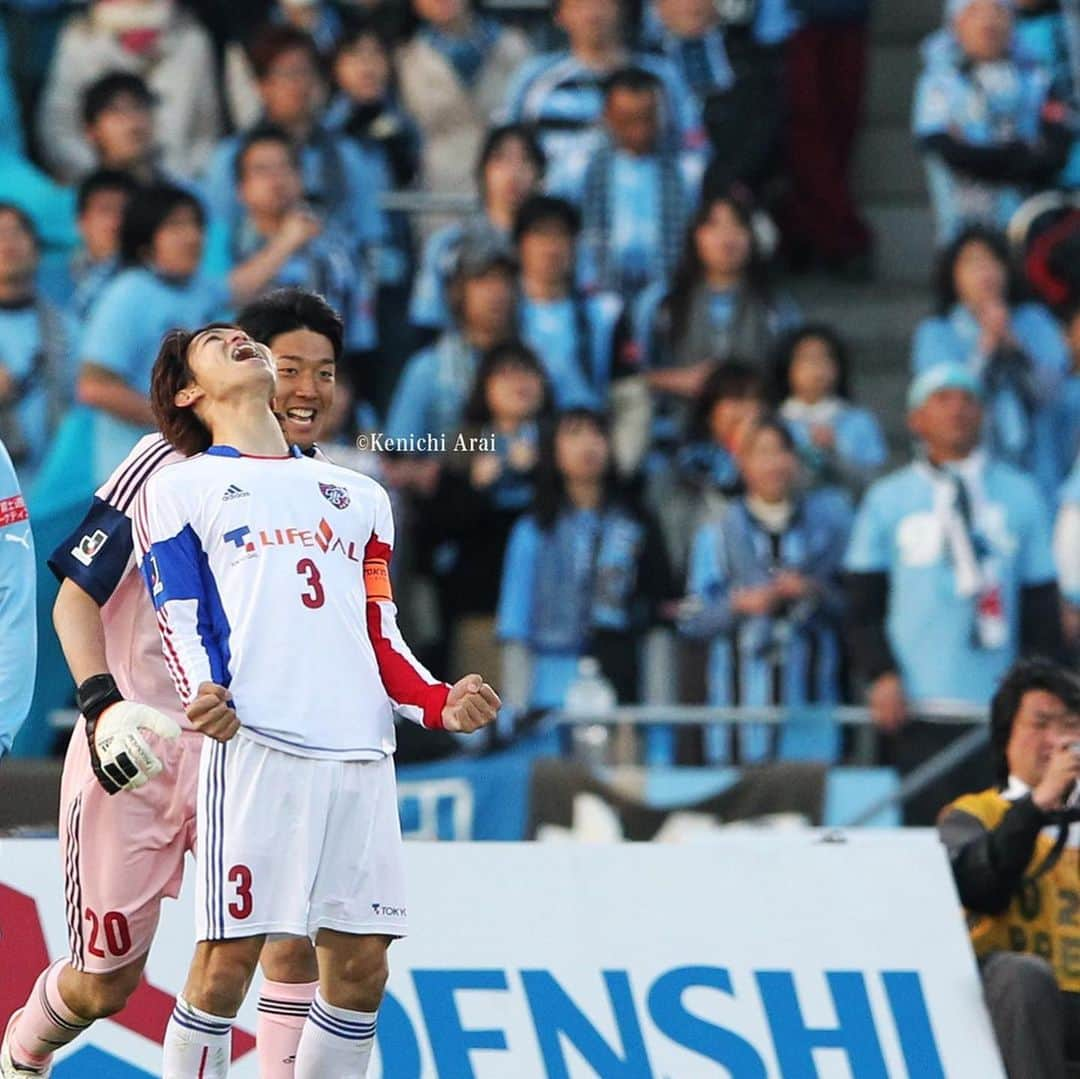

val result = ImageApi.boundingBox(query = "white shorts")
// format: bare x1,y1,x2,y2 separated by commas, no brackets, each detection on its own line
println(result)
195,734,407,941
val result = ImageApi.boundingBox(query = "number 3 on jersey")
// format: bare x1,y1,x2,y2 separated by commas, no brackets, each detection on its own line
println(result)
227,864,253,920
296,558,325,609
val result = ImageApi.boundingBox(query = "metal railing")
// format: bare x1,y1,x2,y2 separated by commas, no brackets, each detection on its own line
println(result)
550,703,990,825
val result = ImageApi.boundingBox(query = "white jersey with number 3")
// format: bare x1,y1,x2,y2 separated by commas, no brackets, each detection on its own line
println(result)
132,444,449,760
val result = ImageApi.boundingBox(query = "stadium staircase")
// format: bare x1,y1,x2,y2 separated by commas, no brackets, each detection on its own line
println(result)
787,0,941,459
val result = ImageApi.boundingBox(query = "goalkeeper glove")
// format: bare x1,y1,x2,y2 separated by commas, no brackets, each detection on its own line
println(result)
76,673,181,795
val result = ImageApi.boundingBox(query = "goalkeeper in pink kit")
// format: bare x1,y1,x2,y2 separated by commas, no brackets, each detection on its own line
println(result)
132,322,499,1079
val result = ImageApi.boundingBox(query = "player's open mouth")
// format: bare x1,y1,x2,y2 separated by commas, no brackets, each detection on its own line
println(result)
231,341,263,363
285,408,317,426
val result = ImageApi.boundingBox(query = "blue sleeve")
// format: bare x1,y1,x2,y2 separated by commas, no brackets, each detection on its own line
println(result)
837,408,888,472
913,68,955,139
343,140,389,246
409,228,454,331
496,516,539,641
754,0,798,45
0,149,78,249
503,55,546,121
384,352,435,440
199,139,239,224
911,317,960,374
844,484,894,573
678,520,735,639
201,220,233,279
1016,305,1069,397
0,441,35,756
1017,478,1057,585
80,275,143,380
48,497,134,605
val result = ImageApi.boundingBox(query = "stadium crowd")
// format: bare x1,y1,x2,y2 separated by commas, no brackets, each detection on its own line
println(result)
4,0,1080,788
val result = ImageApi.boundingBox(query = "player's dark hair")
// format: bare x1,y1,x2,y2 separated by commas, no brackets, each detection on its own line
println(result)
462,340,554,426
149,324,235,456
119,183,205,266
0,202,38,247
990,659,1080,787
76,169,138,216
602,66,660,100
513,194,581,246
534,408,620,531
81,71,154,127
233,123,300,183
934,224,1024,315
237,287,344,363
476,123,546,196
686,360,767,442
770,323,852,404
247,24,321,81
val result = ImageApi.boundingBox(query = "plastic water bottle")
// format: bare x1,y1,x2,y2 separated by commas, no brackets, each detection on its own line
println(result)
565,657,617,767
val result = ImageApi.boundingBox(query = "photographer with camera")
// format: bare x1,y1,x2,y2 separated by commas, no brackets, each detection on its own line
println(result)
939,659,1080,1079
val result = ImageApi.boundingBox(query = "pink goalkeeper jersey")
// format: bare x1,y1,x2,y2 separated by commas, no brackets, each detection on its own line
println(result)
49,435,190,727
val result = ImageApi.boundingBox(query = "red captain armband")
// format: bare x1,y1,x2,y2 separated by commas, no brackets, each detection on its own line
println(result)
364,558,393,602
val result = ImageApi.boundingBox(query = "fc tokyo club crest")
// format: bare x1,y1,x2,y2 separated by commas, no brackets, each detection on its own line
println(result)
319,482,350,510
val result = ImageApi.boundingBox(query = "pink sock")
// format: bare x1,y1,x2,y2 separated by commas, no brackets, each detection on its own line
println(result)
257,980,317,1078
10,961,91,1068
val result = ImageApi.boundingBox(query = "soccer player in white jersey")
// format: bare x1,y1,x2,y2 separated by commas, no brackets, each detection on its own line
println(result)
134,322,500,1079
0,289,347,1079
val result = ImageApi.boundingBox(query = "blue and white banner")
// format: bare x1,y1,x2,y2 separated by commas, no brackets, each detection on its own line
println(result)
0,834,1003,1077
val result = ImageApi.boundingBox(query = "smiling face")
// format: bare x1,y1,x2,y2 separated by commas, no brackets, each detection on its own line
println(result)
269,327,336,448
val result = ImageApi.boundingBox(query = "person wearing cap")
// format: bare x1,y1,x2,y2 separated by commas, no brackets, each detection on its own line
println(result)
938,659,1080,1079
913,0,1070,241
385,241,517,446
913,224,1069,496
37,0,222,183
844,361,1060,824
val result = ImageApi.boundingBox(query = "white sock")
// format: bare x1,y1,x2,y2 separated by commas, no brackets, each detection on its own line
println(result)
162,996,233,1079
294,990,376,1079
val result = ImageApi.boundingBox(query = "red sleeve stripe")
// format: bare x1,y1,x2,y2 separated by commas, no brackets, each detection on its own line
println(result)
102,437,172,511
157,612,193,704
365,602,448,729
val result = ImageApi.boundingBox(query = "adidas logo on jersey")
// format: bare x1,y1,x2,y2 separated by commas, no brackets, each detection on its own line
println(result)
222,484,250,502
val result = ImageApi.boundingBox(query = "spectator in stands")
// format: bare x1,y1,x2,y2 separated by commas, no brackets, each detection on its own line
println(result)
556,67,702,299
497,407,675,710
654,361,769,578
0,204,77,484
680,416,852,763
418,341,553,683
38,0,221,182
845,362,1061,824
514,194,629,409
411,123,544,335
774,324,886,496
40,169,137,321
913,0,1070,241
78,182,293,428
634,188,800,450
645,0,786,197
395,0,531,211
80,72,174,186
386,242,517,444
203,125,376,355
913,225,1069,494
202,25,387,252
505,0,702,179
0,435,35,758
780,0,874,276
938,659,1080,1079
